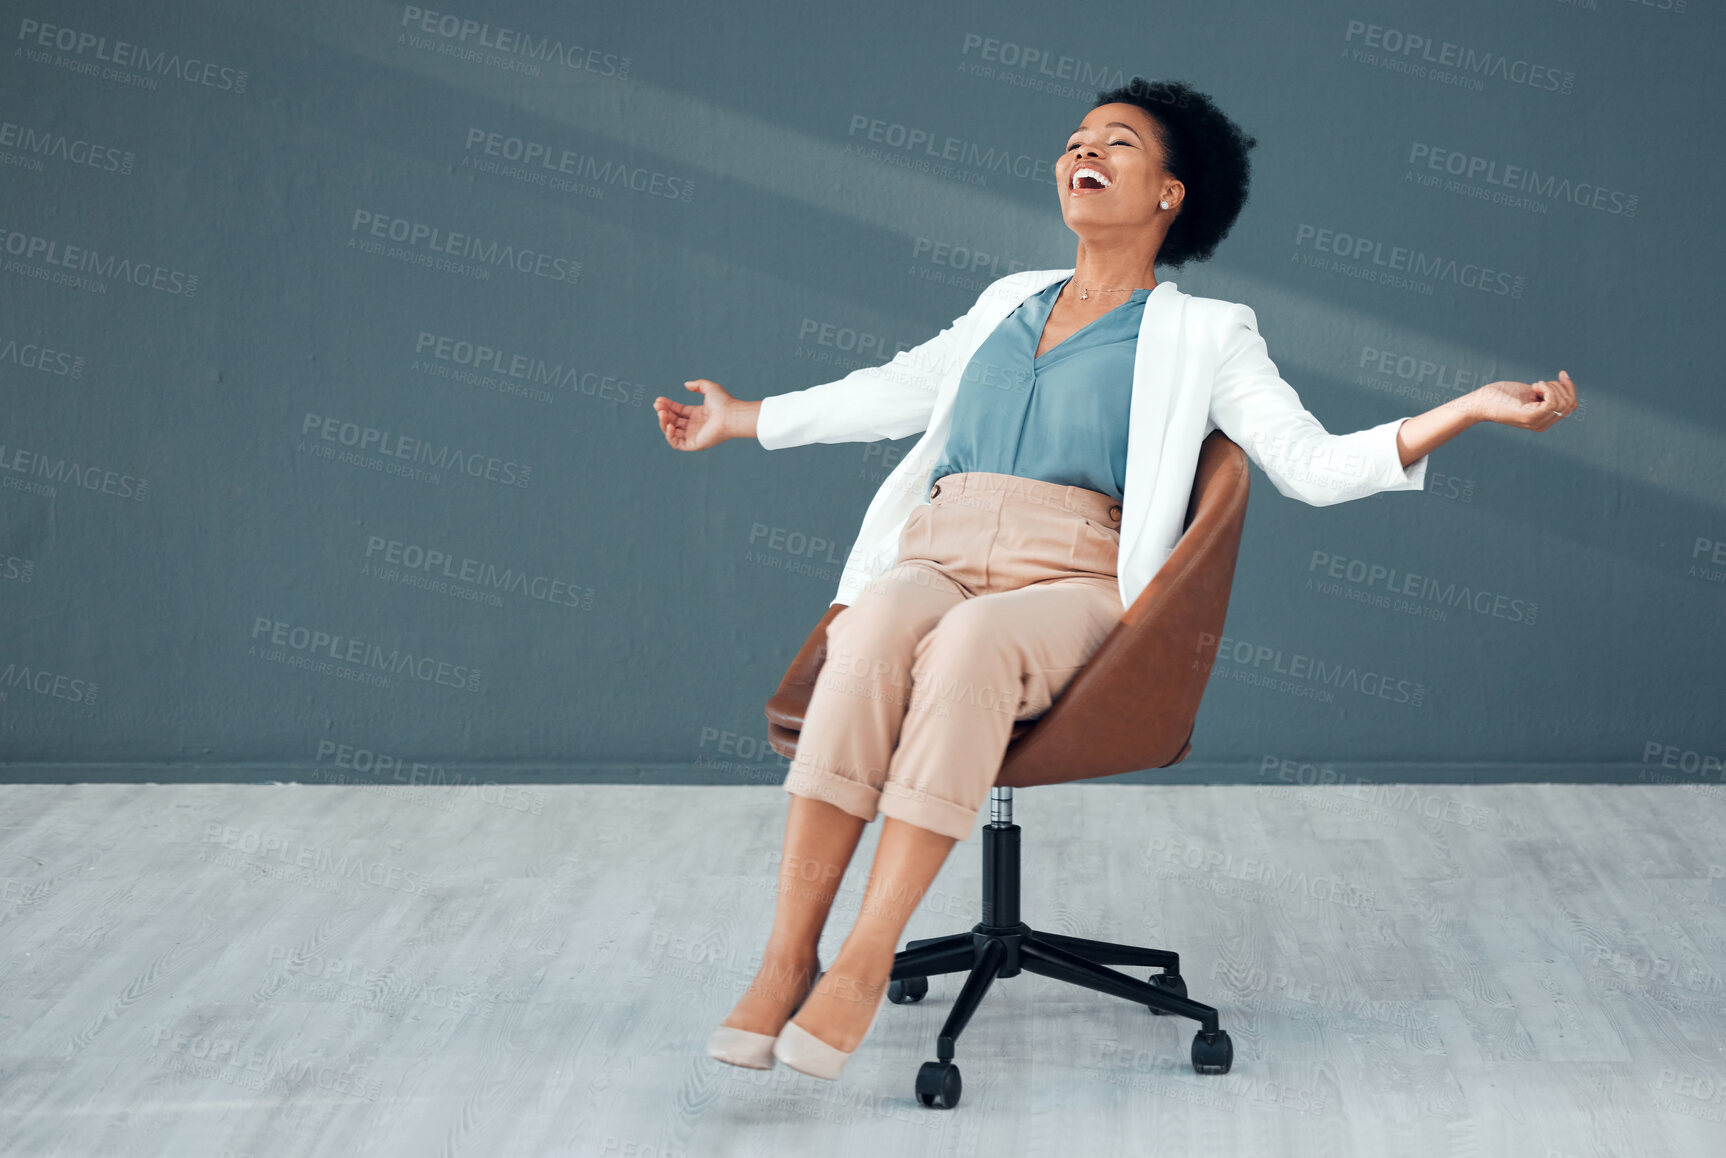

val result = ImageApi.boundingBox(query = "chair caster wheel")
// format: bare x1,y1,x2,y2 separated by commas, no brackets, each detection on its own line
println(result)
889,976,928,1004
916,1059,962,1108
1147,971,1187,1014
1191,1029,1232,1074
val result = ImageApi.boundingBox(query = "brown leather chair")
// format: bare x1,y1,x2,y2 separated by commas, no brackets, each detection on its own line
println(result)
764,430,1251,1108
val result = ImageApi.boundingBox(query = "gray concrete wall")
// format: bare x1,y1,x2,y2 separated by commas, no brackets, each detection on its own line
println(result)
2,0,1720,788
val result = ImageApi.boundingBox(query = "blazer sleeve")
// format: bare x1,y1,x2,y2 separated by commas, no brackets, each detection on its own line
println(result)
1207,301,1429,506
755,286,1001,450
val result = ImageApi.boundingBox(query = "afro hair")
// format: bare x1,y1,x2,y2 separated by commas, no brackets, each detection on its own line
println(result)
1090,77,1258,268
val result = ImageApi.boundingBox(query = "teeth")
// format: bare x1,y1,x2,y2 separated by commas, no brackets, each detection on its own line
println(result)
1071,166,1111,191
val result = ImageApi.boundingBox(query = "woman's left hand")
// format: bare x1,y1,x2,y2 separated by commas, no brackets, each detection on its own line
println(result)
1464,370,1577,430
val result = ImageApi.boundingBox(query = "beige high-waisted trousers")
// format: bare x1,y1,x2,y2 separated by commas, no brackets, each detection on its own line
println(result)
782,471,1124,842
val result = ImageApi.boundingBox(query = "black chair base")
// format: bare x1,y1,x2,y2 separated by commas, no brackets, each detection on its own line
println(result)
887,816,1233,1109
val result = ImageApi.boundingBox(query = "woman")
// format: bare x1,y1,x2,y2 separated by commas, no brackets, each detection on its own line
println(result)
654,77,1575,1082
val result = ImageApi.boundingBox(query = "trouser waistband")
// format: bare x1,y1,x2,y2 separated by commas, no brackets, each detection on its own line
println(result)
927,471,1121,527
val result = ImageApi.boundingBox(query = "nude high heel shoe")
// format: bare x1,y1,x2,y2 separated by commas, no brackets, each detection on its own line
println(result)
706,967,824,1070
771,988,885,1080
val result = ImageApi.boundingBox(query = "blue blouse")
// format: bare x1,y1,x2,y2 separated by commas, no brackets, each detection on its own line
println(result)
928,275,1146,501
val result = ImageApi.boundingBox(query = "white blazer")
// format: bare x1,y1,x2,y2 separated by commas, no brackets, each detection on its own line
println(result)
757,268,1430,611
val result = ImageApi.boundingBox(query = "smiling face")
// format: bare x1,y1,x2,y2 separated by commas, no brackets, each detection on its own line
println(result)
1057,102,1180,233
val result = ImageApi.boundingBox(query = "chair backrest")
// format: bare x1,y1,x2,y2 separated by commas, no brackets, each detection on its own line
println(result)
764,431,1251,784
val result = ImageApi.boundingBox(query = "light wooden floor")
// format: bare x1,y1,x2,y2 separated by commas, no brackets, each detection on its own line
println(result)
2,781,1724,1157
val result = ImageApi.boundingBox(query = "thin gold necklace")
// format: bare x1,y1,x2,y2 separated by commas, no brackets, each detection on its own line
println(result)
1073,277,1143,301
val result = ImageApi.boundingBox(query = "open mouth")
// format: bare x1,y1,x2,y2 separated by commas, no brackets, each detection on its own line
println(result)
1070,166,1111,194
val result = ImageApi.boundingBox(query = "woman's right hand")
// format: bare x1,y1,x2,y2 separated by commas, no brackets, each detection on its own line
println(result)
654,379,750,452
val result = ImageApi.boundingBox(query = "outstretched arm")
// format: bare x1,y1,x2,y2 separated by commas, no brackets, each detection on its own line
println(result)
750,283,1017,450
1208,302,1428,505
1209,302,1577,503
1394,371,1577,466
657,291,1000,455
